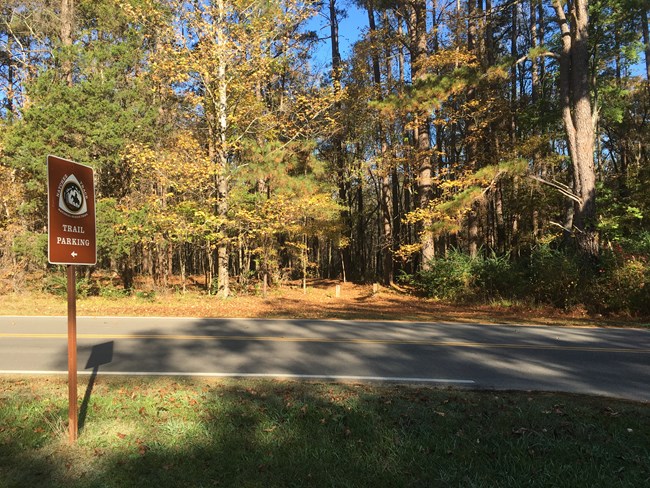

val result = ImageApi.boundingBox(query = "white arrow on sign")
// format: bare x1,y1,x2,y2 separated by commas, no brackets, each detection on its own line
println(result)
71,252,78,258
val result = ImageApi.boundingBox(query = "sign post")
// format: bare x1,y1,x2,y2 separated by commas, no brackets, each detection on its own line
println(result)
47,155,96,443
66,265,78,442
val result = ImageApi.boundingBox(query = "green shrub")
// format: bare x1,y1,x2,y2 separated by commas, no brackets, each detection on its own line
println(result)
12,232,48,269
408,243,649,316
617,231,650,256
135,290,156,301
589,252,649,315
417,250,474,300
42,273,92,298
99,283,130,298
418,251,527,303
526,245,583,309
471,252,522,301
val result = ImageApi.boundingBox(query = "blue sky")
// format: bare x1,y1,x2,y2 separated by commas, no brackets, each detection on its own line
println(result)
306,1,368,71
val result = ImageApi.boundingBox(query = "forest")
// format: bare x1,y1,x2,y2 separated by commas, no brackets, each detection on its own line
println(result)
1,0,649,314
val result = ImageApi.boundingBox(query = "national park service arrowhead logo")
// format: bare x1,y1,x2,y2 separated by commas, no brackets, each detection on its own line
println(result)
57,174,88,218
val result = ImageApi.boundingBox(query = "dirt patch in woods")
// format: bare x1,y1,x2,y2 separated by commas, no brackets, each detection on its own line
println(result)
1,279,646,328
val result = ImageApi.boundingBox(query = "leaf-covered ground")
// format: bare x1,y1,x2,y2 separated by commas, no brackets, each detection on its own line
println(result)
1,279,648,328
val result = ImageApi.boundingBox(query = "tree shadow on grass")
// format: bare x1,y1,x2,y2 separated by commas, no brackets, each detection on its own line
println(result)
2,379,650,488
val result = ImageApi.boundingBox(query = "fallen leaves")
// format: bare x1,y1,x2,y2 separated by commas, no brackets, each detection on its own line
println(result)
603,407,620,417
115,432,150,456
542,404,566,416
136,438,149,456
1,280,641,328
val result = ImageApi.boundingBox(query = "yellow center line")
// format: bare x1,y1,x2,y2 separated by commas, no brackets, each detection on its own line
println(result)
0,332,648,354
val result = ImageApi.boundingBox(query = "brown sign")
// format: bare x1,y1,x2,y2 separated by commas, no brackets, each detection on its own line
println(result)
47,155,96,265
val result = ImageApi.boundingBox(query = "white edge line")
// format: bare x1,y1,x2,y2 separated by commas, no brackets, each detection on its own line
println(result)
0,370,475,384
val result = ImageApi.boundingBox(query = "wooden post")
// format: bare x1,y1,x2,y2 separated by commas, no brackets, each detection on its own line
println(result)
335,284,341,298
67,265,78,442
263,272,268,298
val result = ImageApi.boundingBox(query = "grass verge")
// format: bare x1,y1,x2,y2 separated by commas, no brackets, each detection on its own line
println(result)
1,376,648,487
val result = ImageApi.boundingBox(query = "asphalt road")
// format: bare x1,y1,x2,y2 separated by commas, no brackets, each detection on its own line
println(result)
1,316,649,402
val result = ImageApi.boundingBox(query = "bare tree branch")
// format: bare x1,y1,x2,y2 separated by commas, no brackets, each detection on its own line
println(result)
528,174,582,204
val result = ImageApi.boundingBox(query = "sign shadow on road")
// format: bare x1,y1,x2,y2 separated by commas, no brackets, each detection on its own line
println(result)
79,341,114,432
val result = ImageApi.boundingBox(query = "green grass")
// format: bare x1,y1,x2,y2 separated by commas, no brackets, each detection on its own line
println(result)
1,376,649,487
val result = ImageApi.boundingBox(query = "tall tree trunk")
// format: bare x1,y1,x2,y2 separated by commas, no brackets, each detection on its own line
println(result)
510,0,517,147
215,0,230,297
407,0,434,268
431,0,439,52
397,13,405,84
465,0,480,257
356,167,365,279
484,0,494,65
329,0,351,281
643,6,650,80
538,1,546,97
381,161,393,285
2,48,15,119
467,0,476,53
530,0,539,104
495,184,506,253
61,0,74,86
553,0,598,259
179,247,186,293
468,202,479,258
369,4,393,285
464,0,477,160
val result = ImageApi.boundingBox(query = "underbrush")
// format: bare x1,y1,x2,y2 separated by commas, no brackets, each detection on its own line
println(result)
407,245,650,316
